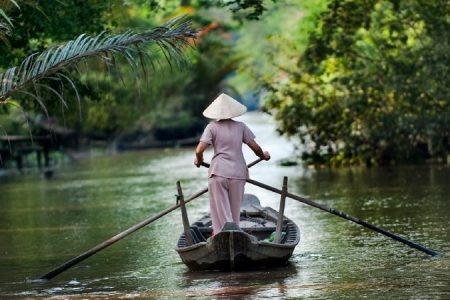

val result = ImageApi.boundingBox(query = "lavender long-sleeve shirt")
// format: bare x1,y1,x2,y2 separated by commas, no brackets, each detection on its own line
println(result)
200,119,256,179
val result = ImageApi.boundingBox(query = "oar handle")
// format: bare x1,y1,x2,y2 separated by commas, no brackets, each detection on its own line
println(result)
247,157,264,168
201,157,263,169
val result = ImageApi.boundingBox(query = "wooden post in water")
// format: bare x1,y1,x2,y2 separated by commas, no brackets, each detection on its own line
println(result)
274,176,288,243
177,181,193,246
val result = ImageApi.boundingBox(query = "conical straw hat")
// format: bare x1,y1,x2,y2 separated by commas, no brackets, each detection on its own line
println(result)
202,93,247,119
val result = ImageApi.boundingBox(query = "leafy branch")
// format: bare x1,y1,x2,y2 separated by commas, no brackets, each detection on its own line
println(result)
0,16,197,109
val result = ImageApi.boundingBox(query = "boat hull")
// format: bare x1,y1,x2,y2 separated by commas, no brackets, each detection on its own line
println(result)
175,194,300,271
178,229,295,271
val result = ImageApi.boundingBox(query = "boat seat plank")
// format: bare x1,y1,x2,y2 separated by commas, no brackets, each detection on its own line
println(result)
190,226,206,243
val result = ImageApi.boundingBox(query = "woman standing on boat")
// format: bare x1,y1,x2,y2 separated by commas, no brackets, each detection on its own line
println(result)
194,93,271,235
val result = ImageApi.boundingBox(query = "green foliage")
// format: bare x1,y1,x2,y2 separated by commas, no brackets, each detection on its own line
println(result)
230,0,327,96
0,0,197,139
0,1,109,67
265,0,450,166
0,0,262,144
148,0,276,20
183,29,242,117
153,112,203,141
0,16,195,104
67,23,240,137
217,0,277,20
0,104,31,136
51,15,237,137
0,0,20,46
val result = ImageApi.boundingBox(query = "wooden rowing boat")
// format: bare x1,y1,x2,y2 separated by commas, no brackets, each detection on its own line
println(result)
175,194,300,271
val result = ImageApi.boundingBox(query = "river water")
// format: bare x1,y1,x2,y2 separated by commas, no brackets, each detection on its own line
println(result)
0,112,449,299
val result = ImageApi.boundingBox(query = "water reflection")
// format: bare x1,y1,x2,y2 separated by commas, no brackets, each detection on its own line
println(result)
179,264,298,299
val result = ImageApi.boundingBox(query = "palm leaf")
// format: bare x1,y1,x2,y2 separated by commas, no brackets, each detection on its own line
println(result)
0,16,196,104
0,0,21,44
0,8,13,26
0,15,11,46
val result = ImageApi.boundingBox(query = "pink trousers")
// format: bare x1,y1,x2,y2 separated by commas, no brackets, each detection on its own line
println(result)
208,175,246,234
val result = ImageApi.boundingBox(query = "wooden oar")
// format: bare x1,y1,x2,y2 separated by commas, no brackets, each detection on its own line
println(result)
39,158,263,280
246,178,440,257
38,188,208,280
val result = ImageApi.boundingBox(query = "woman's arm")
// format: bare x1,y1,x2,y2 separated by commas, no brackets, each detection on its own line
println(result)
247,140,270,161
194,141,209,167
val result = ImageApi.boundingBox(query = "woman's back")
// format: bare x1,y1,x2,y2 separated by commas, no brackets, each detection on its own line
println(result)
201,119,255,179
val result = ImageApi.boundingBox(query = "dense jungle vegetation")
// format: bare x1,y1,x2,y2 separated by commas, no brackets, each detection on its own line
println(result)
0,0,448,166
264,0,449,166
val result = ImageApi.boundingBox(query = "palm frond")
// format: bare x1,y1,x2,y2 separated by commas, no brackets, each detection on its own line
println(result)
0,11,12,44
0,16,196,103
0,19,10,32
0,8,13,26
0,0,20,41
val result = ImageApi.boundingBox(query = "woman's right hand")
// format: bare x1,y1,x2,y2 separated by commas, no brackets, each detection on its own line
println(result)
263,151,271,161
195,142,208,168
194,157,202,168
